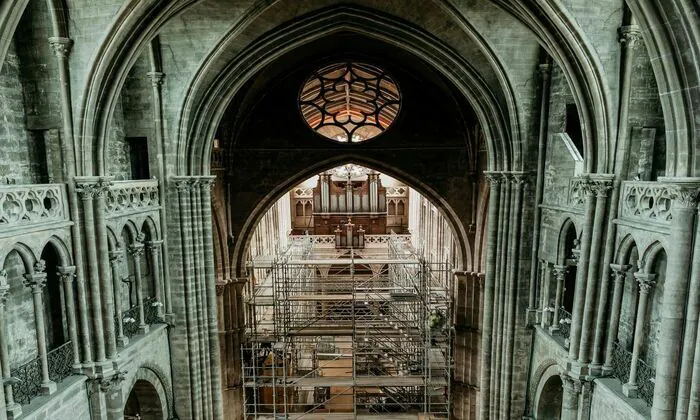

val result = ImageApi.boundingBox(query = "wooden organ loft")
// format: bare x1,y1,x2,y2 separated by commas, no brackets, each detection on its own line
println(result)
291,168,409,247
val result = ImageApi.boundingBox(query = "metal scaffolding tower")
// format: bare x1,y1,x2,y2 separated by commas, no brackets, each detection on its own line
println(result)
243,235,452,419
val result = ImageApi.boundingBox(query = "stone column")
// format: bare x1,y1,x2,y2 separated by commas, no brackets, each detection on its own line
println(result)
540,262,552,328
623,272,656,397
652,181,700,419
560,373,582,420
57,266,81,369
146,240,164,317
200,177,225,419
128,238,148,334
603,264,632,372
578,177,612,365
549,265,566,333
146,69,173,318
677,204,700,418
479,172,501,420
502,172,526,414
0,271,20,419
94,178,117,361
76,180,107,368
108,250,128,347
529,62,552,323
23,261,56,394
568,177,596,363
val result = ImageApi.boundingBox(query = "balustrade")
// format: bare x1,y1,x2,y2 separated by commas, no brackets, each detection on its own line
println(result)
611,341,655,406
0,184,68,231
104,179,160,218
117,297,163,340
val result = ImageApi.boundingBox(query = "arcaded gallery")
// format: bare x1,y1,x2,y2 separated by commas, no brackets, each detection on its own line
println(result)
0,1,699,419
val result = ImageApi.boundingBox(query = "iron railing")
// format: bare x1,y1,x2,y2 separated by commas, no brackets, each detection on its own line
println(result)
558,308,572,343
10,341,75,405
611,342,655,406
118,298,164,339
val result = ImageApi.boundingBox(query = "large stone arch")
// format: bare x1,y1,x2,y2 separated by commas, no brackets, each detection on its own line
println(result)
533,363,563,420
230,154,473,275
124,366,170,420
181,5,513,176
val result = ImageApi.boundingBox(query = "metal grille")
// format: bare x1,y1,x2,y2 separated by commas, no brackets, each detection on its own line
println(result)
10,341,75,405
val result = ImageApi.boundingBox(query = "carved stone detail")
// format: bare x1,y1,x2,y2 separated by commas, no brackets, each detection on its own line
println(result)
0,184,67,226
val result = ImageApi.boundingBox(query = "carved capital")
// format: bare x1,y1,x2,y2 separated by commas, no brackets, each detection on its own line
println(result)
171,177,193,192
590,180,613,198
34,259,46,274
216,279,229,296
146,240,163,253
23,272,47,290
94,177,114,198
510,171,530,186
94,370,127,393
75,183,98,200
552,265,567,282
537,63,551,79
199,176,215,191
670,186,700,209
128,243,145,259
146,71,165,87
484,171,501,186
618,25,643,49
57,265,76,283
48,37,73,58
634,272,657,294
559,372,582,395
109,249,124,265
610,264,632,283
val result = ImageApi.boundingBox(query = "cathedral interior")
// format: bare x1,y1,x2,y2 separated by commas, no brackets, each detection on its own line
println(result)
0,1,699,419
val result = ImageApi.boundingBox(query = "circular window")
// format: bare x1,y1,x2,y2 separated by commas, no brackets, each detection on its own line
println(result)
299,62,400,143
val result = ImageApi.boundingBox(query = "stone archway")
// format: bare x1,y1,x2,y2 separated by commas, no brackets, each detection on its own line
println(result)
534,367,563,420
123,368,169,420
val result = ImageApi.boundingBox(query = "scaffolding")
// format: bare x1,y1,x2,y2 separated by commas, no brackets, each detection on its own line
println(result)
243,235,452,419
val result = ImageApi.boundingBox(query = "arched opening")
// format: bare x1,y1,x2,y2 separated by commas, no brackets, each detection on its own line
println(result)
560,222,578,314
40,244,66,351
536,374,563,419
124,379,164,420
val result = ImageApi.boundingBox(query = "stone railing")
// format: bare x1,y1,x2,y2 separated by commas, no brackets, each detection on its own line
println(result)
289,235,335,245
620,181,674,226
10,341,74,405
0,184,69,231
386,186,408,197
365,234,411,244
292,187,314,198
104,180,160,218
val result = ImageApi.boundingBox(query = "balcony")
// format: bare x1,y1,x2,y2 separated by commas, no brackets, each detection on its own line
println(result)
0,183,70,236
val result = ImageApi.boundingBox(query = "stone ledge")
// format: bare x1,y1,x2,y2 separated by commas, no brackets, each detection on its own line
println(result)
591,377,650,420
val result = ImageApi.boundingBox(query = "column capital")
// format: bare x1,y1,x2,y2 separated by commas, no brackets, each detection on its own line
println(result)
215,279,230,296
552,265,567,281
509,171,532,186
57,266,76,283
483,171,502,186
618,25,643,48
670,186,700,210
129,242,145,258
23,272,47,290
75,176,114,199
171,176,193,192
48,36,73,58
537,63,551,79
146,240,164,251
109,248,124,264
590,180,613,198
633,272,657,293
94,370,127,393
610,264,632,282
559,372,582,395
146,71,165,87
198,176,216,191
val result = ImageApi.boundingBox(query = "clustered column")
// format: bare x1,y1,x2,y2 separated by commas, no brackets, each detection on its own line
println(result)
539,262,552,328
652,183,700,419
146,240,165,317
